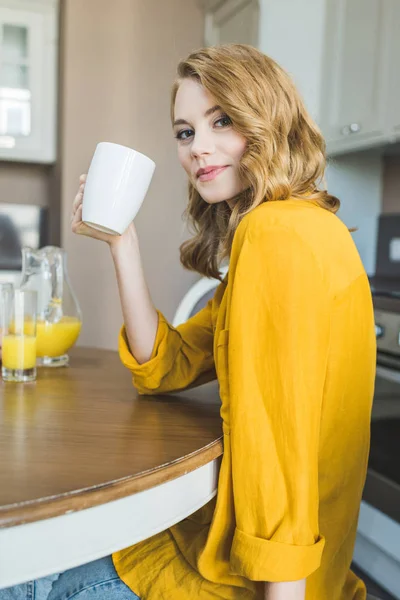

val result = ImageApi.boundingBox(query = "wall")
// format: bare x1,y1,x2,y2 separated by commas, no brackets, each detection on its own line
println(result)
326,150,383,276
0,163,49,207
60,0,204,350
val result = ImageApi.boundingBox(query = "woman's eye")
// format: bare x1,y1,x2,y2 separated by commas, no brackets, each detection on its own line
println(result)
215,114,232,128
174,115,231,141
176,128,194,141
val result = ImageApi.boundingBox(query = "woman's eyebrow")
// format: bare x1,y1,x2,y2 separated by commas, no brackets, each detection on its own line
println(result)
173,105,221,127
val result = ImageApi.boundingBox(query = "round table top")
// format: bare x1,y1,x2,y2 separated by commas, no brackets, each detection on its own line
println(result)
0,347,223,528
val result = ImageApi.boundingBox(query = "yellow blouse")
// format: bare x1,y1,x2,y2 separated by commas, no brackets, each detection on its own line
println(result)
113,199,376,600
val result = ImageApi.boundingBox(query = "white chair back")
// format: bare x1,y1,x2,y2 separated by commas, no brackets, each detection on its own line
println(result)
172,266,228,327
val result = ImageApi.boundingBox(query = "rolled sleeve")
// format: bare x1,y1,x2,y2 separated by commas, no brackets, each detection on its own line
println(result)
230,527,325,582
119,311,181,394
118,294,217,394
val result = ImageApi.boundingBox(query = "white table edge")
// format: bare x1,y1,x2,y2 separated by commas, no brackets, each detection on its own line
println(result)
0,456,222,589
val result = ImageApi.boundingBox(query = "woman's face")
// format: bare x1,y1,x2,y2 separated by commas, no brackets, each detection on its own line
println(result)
173,79,247,208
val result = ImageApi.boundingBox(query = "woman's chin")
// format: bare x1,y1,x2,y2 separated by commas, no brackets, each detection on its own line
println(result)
198,190,235,205
195,181,245,206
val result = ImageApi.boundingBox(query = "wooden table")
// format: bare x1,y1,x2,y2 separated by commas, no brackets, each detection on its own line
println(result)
0,347,223,589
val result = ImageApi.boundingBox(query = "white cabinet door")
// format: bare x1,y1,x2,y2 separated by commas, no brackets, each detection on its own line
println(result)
0,0,58,163
384,0,400,137
205,0,259,47
197,0,225,10
319,0,388,154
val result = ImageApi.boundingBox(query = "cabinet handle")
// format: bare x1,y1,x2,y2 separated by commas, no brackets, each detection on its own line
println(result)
341,123,361,136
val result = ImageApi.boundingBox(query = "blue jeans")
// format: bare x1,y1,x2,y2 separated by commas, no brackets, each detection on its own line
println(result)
0,556,140,599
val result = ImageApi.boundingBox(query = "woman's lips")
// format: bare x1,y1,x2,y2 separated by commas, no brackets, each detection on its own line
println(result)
198,166,229,182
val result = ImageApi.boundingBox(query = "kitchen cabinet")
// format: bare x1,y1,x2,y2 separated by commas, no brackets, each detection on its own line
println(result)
318,0,389,154
0,0,58,163
196,0,226,10
198,0,400,156
385,0,400,137
203,0,259,47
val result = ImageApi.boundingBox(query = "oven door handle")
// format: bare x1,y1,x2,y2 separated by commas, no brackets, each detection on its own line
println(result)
376,364,400,384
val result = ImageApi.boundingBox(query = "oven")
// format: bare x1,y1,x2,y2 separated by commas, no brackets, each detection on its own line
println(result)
365,296,400,523
0,202,48,285
352,214,400,600
352,295,400,600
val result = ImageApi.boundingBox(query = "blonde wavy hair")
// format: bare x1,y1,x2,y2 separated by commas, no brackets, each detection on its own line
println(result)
171,44,339,280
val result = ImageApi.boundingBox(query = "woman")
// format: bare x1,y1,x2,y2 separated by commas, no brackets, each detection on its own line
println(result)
1,44,376,600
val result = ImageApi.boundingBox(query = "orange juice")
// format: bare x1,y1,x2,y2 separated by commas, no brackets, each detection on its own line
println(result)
36,316,82,357
2,335,37,370
8,319,35,336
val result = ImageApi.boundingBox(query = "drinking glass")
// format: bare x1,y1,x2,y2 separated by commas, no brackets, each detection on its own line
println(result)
0,283,14,360
1,289,37,382
0,283,14,331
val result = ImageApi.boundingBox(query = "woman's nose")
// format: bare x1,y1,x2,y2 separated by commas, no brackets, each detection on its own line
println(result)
190,131,215,158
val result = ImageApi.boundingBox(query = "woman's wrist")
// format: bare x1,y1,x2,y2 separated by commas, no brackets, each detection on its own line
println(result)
264,580,306,600
109,224,140,259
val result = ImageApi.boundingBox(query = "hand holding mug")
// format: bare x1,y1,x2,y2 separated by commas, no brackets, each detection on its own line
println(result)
80,142,155,235
71,174,139,247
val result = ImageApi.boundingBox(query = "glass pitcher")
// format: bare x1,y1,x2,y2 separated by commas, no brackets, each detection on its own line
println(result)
20,246,82,367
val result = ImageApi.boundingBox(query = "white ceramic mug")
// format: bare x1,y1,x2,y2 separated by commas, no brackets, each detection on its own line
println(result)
82,142,156,235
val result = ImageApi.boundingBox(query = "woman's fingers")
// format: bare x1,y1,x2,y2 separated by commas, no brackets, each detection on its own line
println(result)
71,204,91,237
71,203,83,233
71,205,110,242
72,191,83,216
71,174,113,243
72,177,86,215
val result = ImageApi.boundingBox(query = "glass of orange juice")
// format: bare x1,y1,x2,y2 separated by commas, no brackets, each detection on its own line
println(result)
0,282,14,341
1,289,38,382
